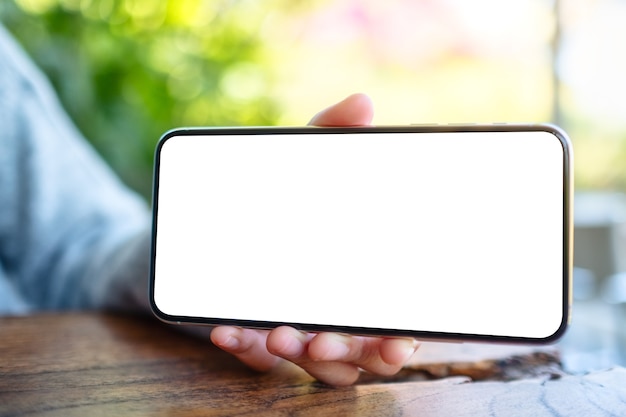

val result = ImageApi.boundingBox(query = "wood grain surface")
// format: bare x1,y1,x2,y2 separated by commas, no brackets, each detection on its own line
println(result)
1,313,624,416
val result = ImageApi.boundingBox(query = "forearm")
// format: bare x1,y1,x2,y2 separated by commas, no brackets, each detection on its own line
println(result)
0,24,151,314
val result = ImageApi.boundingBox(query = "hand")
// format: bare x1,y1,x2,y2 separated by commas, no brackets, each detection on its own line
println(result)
210,94,420,386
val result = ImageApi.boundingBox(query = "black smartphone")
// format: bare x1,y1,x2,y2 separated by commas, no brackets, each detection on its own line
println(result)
150,125,572,344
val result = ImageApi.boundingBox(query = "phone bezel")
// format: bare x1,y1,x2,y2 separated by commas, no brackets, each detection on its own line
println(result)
149,124,573,344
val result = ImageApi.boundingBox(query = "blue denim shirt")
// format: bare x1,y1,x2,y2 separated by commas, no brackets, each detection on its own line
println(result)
0,25,151,314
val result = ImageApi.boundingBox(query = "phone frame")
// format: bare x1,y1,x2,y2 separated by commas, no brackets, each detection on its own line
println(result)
150,124,573,344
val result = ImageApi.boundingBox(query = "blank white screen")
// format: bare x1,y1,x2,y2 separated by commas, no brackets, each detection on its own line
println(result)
153,129,567,339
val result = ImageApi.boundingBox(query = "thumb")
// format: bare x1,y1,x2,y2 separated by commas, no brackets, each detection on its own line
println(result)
308,93,374,127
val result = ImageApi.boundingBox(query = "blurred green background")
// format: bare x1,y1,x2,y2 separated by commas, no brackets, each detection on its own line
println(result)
2,0,626,199
0,0,283,196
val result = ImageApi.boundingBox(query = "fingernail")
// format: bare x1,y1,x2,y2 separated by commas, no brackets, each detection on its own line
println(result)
321,334,351,360
402,339,420,360
221,334,241,350
276,329,308,358
213,327,244,351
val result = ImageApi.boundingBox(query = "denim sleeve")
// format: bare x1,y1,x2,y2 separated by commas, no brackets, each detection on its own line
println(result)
0,25,152,314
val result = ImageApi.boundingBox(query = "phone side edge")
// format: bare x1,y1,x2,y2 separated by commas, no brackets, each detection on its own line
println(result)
149,129,185,324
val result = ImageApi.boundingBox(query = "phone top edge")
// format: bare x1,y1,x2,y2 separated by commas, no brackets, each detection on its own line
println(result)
156,124,574,161
158,123,566,137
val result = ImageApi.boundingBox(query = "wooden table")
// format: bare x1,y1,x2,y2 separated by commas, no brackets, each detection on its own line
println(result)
1,313,625,416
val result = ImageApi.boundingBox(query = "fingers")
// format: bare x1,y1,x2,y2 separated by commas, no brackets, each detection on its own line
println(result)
212,325,420,386
266,326,420,386
308,333,420,376
210,326,281,372
266,326,361,386
308,93,374,127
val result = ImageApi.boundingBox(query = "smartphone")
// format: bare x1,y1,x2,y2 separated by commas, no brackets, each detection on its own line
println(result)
150,125,572,344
